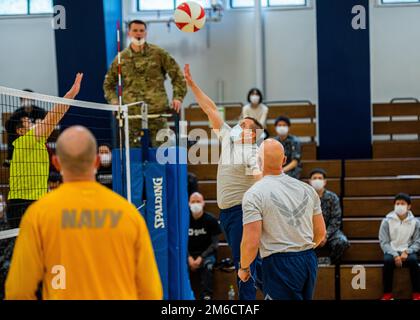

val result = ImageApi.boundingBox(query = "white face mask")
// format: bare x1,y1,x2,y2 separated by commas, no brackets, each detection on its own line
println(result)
394,205,408,216
250,95,260,105
230,124,243,143
100,153,112,166
276,126,289,136
131,37,145,46
190,203,204,216
310,179,325,191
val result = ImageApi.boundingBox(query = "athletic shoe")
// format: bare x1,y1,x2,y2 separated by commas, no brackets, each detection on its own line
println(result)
381,293,394,300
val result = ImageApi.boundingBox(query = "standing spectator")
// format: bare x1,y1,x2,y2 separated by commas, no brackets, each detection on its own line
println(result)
3,90,47,167
309,168,350,264
242,88,268,128
379,193,420,301
188,192,222,300
239,139,326,300
104,20,187,147
97,143,113,189
273,116,302,179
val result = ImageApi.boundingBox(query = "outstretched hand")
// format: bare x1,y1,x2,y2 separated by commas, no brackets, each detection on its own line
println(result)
184,64,194,87
65,73,84,99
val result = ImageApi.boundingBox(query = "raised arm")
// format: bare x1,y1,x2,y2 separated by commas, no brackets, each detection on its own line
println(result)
34,73,83,140
184,64,224,131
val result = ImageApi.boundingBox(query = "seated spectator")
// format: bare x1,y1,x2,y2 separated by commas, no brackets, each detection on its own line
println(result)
3,90,47,167
273,116,302,179
310,168,350,264
379,193,420,301
242,88,268,128
96,143,113,189
188,192,222,300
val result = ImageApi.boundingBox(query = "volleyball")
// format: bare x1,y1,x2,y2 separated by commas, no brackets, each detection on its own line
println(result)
174,1,206,33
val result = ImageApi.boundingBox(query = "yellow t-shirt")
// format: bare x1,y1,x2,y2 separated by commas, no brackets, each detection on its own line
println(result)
5,181,163,300
8,129,49,200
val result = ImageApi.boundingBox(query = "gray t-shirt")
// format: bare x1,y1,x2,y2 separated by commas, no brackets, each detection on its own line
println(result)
243,174,322,258
215,123,259,210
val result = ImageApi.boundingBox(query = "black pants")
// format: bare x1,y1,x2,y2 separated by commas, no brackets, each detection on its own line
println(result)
1,199,34,299
6,199,34,229
190,255,216,299
383,253,420,293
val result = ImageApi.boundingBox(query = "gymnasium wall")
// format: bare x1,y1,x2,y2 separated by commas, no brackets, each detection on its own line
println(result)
0,2,418,104
0,15,58,95
370,2,420,103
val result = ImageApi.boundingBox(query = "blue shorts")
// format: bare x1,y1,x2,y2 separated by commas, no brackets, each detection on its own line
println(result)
262,249,318,300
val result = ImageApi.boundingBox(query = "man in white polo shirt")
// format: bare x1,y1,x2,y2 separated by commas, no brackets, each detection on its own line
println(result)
239,139,326,300
184,64,263,300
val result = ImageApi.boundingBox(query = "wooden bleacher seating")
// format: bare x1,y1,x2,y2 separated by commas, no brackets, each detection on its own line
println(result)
345,158,420,177
344,177,420,197
343,196,420,217
372,102,420,158
340,265,413,300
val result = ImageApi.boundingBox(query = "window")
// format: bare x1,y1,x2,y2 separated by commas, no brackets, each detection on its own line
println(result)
138,0,212,11
0,0,53,15
381,0,420,4
230,0,307,8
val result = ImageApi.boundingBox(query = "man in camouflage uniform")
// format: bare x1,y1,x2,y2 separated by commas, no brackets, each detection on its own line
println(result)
273,116,302,179
309,168,350,264
104,20,187,147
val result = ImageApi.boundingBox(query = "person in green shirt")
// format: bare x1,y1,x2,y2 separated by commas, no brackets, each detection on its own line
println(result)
7,73,83,229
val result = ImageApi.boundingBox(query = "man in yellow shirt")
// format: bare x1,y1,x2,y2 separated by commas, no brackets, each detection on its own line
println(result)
5,126,163,300
7,73,84,229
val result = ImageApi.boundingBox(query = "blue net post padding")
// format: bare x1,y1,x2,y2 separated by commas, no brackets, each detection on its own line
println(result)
112,147,194,300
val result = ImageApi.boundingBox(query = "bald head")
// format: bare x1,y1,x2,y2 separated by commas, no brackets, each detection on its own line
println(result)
55,126,98,178
259,139,285,175
189,192,205,204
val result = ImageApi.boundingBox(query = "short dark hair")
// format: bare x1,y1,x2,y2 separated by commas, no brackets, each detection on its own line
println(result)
128,20,147,30
247,88,263,104
275,115,291,127
394,193,411,205
98,143,112,152
6,113,27,134
309,168,327,179
22,89,33,93
244,117,264,131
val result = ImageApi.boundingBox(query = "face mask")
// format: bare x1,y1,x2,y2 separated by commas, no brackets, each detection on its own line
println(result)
230,124,243,143
250,95,260,105
100,153,112,166
395,205,408,216
310,179,325,191
131,37,145,46
276,126,289,136
190,203,204,215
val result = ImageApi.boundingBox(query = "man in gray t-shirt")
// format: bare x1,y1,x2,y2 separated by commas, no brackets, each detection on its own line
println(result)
184,65,263,300
239,139,326,300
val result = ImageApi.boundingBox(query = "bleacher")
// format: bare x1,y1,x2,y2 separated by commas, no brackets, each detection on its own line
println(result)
186,100,420,300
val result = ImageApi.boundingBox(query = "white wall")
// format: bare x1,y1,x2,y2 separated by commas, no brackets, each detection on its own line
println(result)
370,3,420,103
0,15,58,95
124,1,318,106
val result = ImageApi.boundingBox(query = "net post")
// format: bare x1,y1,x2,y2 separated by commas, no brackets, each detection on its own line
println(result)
123,106,132,203
141,103,150,162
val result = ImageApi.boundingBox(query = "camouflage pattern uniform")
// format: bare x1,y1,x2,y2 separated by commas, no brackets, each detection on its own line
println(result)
320,189,350,263
104,43,187,147
274,134,302,179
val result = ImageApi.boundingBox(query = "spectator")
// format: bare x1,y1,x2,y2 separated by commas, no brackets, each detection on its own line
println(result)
97,143,113,189
273,116,302,179
3,90,47,167
188,192,222,300
242,88,268,128
309,168,350,264
379,193,420,301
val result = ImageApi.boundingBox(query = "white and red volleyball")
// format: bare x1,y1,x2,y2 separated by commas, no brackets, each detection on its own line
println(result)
174,1,206,33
